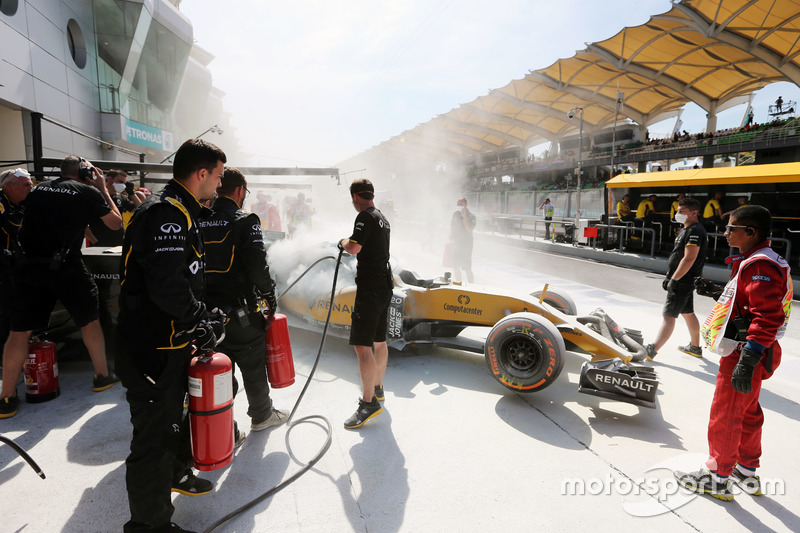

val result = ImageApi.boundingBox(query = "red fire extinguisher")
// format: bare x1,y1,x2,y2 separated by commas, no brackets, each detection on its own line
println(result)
265,313,295,388
24,340,60,403
188,351,234,471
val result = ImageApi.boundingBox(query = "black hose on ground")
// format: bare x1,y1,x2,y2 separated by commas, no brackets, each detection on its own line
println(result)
0,435,46,479
202,249,344,533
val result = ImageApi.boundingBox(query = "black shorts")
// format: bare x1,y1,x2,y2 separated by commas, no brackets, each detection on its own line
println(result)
663,279,694,318
349,286,392,346
10,258,100,331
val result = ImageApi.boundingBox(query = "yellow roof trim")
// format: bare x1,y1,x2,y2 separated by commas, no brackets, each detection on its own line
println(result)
605,162,800,189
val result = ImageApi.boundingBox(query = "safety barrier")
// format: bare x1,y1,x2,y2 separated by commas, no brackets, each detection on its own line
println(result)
589,224,657,258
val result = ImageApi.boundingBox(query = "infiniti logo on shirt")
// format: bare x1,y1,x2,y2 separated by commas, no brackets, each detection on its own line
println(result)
161,223,181,234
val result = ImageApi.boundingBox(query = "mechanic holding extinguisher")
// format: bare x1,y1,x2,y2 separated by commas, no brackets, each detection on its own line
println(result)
199,166,286,445
115,139,226,533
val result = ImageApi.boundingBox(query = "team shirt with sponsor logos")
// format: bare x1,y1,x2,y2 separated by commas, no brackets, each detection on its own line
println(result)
349,206,391,288
19,177,111,258
667,221,707,280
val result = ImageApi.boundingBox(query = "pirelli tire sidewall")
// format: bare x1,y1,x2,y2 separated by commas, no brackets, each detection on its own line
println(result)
530,287,578,316
484,312,566,392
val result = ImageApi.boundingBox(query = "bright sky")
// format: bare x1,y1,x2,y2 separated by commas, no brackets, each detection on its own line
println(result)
181,0,797,170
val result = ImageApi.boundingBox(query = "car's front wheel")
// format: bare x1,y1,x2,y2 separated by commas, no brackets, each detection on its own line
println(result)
484,312,565,392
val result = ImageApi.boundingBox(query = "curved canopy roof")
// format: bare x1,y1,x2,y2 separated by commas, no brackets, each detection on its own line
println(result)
344,0,800,167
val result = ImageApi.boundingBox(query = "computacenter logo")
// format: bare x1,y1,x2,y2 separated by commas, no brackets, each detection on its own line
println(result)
560,453,785,517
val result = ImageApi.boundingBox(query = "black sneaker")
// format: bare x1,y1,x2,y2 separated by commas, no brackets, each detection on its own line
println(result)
171,473,213,496
0,395,19,419
674,468,733,501
645,343,657,361
343,398,382,429
92,371,121,392
731,465,762,495
374,384,385,402
678,343,703,358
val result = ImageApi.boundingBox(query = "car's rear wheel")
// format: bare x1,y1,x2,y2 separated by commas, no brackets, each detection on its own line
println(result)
484,313,565,392
530,287,577,316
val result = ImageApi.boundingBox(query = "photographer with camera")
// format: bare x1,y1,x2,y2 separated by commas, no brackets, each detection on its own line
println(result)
0,156,122,419
86,169,145,247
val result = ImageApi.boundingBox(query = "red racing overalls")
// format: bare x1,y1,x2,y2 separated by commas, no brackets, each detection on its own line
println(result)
702,242,792,475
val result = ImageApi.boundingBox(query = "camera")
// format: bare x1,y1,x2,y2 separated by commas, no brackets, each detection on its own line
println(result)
567,110,575,120
79,157,92,181
125,182,134,195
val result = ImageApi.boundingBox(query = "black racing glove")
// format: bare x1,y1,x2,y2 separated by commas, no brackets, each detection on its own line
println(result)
662,276,671,291
694,277,724,300
207,307,227,343
731,348,762,394
264,290,278,320
193,321,218,354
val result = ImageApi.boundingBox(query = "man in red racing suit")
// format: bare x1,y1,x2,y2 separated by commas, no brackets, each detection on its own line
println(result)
676,205,791,501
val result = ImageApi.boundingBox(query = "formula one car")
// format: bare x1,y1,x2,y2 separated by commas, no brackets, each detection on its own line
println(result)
275,245,658,408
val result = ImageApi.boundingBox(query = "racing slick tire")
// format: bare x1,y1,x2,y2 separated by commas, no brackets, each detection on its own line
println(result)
530,287,577,316
484,312,565,392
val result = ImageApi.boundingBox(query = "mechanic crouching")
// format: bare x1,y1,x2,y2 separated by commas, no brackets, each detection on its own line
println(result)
115,139,226,533
1,157,122,419
199,166,286,444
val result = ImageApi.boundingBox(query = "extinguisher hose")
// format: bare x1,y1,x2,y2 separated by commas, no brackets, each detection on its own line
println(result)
203,249,344,533
0,435,46,479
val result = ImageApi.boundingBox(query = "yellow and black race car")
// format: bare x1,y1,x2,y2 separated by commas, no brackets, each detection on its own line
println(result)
277,246,658,409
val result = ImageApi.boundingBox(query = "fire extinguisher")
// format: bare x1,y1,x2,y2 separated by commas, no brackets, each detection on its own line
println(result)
265,313,295,388
24,339,60,403
188,351,234,471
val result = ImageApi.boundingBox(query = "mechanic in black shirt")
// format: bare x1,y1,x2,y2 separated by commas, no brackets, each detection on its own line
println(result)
645,197,708,360
0,168,32,351
199,167,285,442
115,138,226,533
86,169,145,359
338,178,392,429
0,157,122,419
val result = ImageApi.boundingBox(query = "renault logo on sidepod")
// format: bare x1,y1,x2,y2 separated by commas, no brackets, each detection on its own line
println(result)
458,294,470,305
160,222,181,233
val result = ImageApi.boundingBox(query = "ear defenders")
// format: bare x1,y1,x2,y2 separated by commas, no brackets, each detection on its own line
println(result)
745,227,755,236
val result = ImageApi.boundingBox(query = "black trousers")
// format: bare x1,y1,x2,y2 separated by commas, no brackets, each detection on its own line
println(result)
0,264,11,349
217,313,273,423
117,346,194,532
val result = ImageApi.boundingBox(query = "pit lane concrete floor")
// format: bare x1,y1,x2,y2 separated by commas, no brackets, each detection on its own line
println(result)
1,242,799,533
